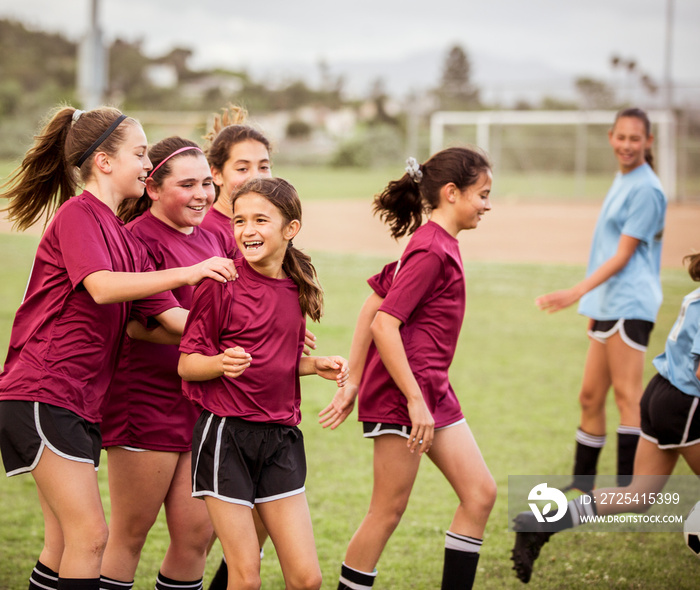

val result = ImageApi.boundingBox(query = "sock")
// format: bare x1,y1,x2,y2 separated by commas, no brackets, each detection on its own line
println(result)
29,561,59,590
57,579,100,590
338,562,377,590
155,572,203,590
99,575,133,590
616,426,640,487
206,558,227,590
545,494,598,532
570,428,606,492
441,531,482,590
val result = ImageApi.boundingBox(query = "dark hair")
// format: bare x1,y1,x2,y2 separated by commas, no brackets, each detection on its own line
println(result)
1,105,137,231
613,107,654,169
231,177,323,322
118,136,204,223
685,253,700,282
374,147,492,239
204,104,271,198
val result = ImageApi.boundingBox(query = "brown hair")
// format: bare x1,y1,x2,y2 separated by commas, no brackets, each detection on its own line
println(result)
374,146,492,239
613,107,654,170
204,104,271,198
118,136,204,223
1,105,137,231
231,177,323,322
685,253,700,282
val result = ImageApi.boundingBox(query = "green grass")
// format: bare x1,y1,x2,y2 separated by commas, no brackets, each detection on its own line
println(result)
0,233,698,588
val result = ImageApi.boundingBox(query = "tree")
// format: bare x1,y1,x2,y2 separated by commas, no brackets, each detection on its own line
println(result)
436,44,480,109
575,77,615,110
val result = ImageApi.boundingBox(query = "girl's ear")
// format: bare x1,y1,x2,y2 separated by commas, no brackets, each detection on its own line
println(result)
93,152,112,174
211,166,224,187
440,182,458,204
284,219,301,241
145,177,160,201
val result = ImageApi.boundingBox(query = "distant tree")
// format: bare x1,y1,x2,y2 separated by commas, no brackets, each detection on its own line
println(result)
575,77,615,109
158,47,194,80
436,44,480,109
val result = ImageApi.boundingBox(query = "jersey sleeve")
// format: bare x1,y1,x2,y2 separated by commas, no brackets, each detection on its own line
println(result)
622,186,665,244
179,279,225,356
367,260,399,298
378,250,442,323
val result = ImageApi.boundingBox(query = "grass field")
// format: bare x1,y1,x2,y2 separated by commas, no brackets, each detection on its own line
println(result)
0,231,698,589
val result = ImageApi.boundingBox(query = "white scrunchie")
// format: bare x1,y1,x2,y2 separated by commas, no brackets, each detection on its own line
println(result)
405,156,423,183
72,109,84,124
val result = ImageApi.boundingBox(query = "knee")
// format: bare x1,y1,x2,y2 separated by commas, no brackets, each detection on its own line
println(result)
235,572,262,590
467,476,497,517
370,500,408,533
288,569,322,590
579,387,605,412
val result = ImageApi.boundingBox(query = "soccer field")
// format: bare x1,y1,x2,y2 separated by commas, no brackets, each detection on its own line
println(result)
0,230,698,588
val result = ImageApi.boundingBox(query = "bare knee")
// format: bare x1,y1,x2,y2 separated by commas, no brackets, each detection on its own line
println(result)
369,499,408,534
579,387,606,414
67,520,109,558
287,569,322,590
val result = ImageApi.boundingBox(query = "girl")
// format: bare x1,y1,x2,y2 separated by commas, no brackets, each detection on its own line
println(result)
535,108,667,492
99,137,233,590
319,149,498,589
0,107,234,590
512,252,700,583
178,177,348,590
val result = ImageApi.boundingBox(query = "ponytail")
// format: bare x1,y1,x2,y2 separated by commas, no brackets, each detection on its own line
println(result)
685,253,700,282
374,147,492,239
231,177,323,321
1,105,135,231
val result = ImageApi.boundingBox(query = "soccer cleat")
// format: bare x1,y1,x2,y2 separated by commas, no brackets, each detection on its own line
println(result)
511,512,553,584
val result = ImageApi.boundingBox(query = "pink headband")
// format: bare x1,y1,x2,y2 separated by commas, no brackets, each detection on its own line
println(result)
149,146,203,178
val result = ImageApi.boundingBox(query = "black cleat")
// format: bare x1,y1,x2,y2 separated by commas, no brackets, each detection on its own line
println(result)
511,512,553,584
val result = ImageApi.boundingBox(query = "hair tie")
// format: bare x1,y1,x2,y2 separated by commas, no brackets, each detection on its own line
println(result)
405,157,423,184
72,109,84,124
287,240,294,249
149,146,204,178
76,114,127,168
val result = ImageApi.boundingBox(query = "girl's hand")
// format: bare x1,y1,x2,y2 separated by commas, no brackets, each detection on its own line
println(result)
303,328,317,356
315,356,349,387
535,288,580,313
406,397,434,455
222,346,251,379
187,257,237,285
318,384,358,430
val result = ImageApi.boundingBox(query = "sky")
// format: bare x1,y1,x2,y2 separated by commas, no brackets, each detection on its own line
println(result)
1,0,698,101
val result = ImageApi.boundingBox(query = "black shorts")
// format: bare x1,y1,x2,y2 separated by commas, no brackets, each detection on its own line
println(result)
0,401,102,476
588,319,654,351
362,418,466,439
191,411,306,508
640,374,700,448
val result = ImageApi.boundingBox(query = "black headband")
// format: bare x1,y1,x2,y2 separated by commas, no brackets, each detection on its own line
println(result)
76,114,128,168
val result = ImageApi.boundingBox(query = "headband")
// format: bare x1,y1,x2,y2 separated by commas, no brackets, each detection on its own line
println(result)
76,114,127,168
148,146,204,178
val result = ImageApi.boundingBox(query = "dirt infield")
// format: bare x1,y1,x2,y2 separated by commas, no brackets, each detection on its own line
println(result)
2,201,698,269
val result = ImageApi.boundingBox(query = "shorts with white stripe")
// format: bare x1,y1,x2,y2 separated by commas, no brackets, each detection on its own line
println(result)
191,411,306,507
588,319,653,351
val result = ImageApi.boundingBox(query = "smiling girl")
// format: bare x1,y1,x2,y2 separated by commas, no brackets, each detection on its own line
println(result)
0,107,234,590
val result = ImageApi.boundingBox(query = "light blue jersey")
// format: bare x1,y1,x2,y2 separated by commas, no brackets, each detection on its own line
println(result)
578,163,667,322
653,287,700,398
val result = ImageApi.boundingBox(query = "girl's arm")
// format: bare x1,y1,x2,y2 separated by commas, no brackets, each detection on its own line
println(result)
370,310,434,455
319,292,383,429
178,347,251,382
298,355,348,387
126,319,181,345
536,234,640,313
82,256,236,305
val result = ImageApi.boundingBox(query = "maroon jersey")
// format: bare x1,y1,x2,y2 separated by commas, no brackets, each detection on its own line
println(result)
200,207,239,259
101,210,225,451
358,221,466,428
180,258,305,426
0,192,177,423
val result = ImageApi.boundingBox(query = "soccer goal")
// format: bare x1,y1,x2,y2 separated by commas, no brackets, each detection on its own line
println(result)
430,110,677,201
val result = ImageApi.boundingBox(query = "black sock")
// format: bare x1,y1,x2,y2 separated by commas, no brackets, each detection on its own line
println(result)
338,562,376,589
99,575,133,590
441,531,482,589
207,558,228,590
544,494,598,533
616,426,640,487
571,428,605,492
56,579,100,590
29,561,58,590
155,572,203,590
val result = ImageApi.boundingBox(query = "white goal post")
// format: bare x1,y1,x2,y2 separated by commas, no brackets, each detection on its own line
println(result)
430,110,677,201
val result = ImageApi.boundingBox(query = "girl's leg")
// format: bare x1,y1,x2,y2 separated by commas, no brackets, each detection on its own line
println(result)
257,493,322,590
29,488,64,590
606,332,646,484
101,448,179,582
159,452,213,584
343,435,422,573
204,497,262,590
428,422,497,590
31,447,108,581
571,338,612,491
680,442,700,474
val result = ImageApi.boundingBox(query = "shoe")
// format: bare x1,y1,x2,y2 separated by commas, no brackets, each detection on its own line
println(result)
511,512,553,584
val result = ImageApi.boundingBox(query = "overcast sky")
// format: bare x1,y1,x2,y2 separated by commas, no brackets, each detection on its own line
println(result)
1,0,698,97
